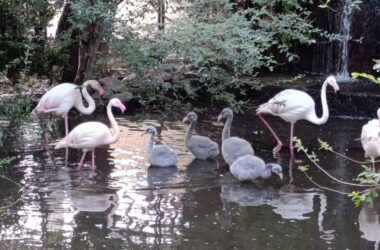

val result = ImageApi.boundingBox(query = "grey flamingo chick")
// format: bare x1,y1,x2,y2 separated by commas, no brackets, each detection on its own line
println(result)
182,111,219,160
230,155,283,182
217,108,254,166
144,125,178,167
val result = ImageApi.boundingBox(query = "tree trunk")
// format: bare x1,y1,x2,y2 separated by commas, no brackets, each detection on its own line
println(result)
158,0,165,30
75,22,103,83
56,1,120,83
56,3,79,83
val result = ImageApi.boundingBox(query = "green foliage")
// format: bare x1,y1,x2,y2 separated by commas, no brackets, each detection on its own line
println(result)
298,165,310,172
0,96,32,124
351,59,380,84
355,170,380,185
294,137,379,207
157,0,319,76
348,190,378,207
68,0,116,41
318,138,333,151
0,157,16,168
111,38,159,78
0,0,56,78
318,0,362,11
351,72,380,84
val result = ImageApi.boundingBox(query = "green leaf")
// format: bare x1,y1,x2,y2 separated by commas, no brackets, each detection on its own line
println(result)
318,138,333,151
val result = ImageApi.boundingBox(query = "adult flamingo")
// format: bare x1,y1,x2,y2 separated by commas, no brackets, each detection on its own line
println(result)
33,80,104,136
360,108,380,171
55,98,126,170
256,76,339,163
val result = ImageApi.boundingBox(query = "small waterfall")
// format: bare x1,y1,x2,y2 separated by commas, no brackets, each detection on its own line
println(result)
337,0,353,81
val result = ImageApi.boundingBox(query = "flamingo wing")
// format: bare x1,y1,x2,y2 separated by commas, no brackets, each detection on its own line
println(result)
64,122,111,149
34,83,80,116
257,89,315,122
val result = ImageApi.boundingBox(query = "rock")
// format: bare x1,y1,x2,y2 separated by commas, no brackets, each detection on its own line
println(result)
0,76,11,84
161,54,184,64
111,91,134,103
162,82,173,90
99,76,125,99
172,74,181,85
160,72,172,82
184,71,198,79
122,73,137,82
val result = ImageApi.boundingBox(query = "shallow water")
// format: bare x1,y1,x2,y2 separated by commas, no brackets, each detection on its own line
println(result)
0,107,379,250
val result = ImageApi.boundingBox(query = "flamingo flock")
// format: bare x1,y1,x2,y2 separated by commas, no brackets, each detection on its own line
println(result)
36,75,379,179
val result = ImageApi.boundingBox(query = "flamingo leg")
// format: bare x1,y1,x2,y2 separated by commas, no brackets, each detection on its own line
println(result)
371,157,376,172
91,149,96,170
289,123,302,164
257,113,283,152
77,151,87,170
44,132,50,144
64,115,69,136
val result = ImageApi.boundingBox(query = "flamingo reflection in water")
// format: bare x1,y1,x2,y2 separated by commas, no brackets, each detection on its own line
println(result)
359,199,380,250
220,174,334,241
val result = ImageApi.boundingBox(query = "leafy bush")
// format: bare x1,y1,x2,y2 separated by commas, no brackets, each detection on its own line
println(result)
352,59,380,84
0,0,55,79
156,0,320,76
0,96,32,124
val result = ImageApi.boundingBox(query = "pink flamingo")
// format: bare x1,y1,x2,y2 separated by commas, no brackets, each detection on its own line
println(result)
360,108,380,171
256,76,339,163
33,80,104,136
55,98,126,170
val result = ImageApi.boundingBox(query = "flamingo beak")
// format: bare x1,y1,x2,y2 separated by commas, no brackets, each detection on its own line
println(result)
182,117,188,123
334,85,340,93
217,114,222,122
119,103,126,114
278,172,283,180
98,86,105,96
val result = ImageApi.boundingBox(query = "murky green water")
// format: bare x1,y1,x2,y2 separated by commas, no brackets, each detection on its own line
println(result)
0,107,379,249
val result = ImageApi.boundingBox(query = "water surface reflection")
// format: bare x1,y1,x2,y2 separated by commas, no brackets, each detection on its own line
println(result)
0,109,378,249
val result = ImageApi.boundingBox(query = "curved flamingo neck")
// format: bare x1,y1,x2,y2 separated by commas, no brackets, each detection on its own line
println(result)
261,165,272,179
147,134,154,153
222,116,232,142
106,103,120,144
307,79,329,125
185,121,195,145
75,82,96,115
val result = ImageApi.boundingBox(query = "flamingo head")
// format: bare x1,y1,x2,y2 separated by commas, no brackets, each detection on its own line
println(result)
109,98,126,114
145,125,158,136
267,163,283,180
182,111,198,123
217,107,233,122
326,76,339,93
87,80,104,96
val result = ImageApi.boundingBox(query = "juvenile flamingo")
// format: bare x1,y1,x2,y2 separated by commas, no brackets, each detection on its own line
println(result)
256,76,339,163
217,108,254,166
55,98,126,170
33,80,104,135
144,125,178,167
182,111,219,160
230,154,283,182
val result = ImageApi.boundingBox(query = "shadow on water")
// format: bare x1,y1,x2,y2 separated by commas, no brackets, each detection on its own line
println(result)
0,107,379,249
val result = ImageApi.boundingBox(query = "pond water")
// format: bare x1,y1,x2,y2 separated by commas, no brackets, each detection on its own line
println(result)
0,107,379,250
